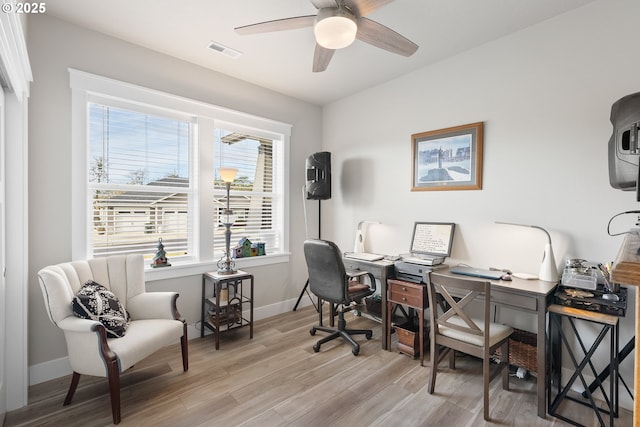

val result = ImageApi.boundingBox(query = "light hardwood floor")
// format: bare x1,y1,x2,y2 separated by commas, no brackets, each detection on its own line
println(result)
5,306,632,427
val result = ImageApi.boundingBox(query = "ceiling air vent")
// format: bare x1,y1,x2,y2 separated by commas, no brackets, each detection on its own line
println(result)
208,41,242,59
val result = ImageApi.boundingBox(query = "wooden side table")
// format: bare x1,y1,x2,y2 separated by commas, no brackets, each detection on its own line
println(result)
201,270,254,350
387,279,428,365
610,231,640,426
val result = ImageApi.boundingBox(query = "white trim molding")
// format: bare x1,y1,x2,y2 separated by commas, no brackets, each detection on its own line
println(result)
0,2,32,412
69,69,292,266
0,5,32,99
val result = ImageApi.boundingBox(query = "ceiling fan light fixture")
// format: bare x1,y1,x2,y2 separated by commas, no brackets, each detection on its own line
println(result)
314,7,357,50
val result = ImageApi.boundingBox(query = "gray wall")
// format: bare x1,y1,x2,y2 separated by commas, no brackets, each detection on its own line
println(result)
27,14,321,368
322,0,638,410
26,0,639,411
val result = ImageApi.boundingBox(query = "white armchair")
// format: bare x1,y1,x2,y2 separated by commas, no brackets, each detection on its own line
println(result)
37,254,188,424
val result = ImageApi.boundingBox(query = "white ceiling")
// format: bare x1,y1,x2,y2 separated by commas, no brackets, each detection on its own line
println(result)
43,0,595,106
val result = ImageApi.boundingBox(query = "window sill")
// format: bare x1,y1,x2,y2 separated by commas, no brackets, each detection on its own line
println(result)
144,252,291,281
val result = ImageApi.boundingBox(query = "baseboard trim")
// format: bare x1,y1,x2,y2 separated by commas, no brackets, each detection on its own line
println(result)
29,296,312,386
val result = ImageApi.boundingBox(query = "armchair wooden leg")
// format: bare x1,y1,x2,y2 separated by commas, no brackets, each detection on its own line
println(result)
106,359,121,424
181,326,189,372
63,372,81,406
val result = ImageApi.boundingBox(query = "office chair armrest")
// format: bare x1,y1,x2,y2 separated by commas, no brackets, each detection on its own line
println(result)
346,270,377,292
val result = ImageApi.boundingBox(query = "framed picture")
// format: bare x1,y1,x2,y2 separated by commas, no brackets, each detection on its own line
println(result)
411,122,483,191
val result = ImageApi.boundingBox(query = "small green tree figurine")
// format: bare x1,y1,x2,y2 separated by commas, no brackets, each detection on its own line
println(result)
151,238,171,268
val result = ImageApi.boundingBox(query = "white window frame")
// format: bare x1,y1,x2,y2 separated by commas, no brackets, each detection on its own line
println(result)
212,120,285,255
70,69,291,280
86,99,197,261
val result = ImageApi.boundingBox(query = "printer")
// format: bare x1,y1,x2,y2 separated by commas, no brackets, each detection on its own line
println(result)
393,221,455,283
394,259,448,283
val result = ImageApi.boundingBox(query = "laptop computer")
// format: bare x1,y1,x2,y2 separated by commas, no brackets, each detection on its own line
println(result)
401,221,455,266
450,266,504,280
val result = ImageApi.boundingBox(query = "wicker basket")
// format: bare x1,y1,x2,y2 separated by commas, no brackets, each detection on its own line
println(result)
494,328,537,373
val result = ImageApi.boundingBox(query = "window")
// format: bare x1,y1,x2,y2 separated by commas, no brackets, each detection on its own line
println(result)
213,129,283,256
88,103,193,258
71,70,290,271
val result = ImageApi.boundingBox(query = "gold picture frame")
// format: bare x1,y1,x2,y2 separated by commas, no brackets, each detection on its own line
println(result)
411,122,483,191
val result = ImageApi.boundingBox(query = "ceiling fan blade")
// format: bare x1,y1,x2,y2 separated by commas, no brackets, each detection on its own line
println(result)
356,17,418,57
312,44,335,72
345,0,395,17
235,15,315,35
310,0,338,9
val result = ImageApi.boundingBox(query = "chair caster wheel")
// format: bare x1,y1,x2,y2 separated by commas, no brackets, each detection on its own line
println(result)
313,343,320,352
310,328,316,336
352,347,360,356
365,331,372,340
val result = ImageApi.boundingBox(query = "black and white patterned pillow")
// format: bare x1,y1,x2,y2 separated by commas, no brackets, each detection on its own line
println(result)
72,280,130,338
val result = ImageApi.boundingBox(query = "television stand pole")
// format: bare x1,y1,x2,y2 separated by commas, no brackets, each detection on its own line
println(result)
293,200,321,312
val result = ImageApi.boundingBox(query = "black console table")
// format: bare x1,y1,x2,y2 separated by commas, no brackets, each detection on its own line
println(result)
201,270,254,350
548,304,620,427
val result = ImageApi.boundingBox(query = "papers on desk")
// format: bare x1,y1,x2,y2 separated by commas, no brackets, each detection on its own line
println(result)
513,272,538,280
344,252,385,262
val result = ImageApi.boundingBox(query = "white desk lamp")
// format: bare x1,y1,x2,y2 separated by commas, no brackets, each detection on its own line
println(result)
496,221,559,282
353,220,380,253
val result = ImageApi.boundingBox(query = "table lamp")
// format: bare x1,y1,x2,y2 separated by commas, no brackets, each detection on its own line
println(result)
218,167,238,274
496,221,559,282
353,220,380,253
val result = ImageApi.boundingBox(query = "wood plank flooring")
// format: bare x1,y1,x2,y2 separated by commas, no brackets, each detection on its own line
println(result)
5,306,633,426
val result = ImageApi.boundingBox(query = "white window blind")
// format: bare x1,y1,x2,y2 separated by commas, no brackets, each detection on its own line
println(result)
72,69,291,270
213,128,282,256
88,103,193,258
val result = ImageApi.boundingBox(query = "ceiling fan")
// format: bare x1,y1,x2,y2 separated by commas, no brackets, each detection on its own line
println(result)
235,0,418,72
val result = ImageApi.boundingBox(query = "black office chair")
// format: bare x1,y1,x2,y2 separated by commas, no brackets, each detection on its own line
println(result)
303,239,377,356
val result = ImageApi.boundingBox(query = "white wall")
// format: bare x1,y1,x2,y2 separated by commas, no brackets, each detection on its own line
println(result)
24,0,639,412
322,0,638,410
26,14,321,375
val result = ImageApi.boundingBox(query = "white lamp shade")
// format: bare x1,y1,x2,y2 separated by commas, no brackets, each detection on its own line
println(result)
354,229,366,253
353,220,380,253
496,221,559,282
314,8,357,50
219,167,238,183
539,242,559,282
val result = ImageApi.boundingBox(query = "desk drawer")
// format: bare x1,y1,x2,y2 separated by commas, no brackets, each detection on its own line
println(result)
491,289,537,311
343,260,384,277
388,280,425,308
